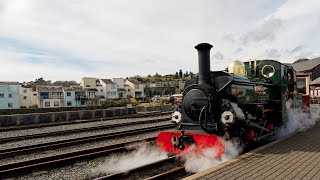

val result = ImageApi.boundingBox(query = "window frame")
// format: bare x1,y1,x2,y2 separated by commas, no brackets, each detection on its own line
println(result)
54,101,59,107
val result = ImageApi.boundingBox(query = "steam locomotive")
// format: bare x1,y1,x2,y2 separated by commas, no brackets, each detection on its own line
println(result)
157,43,303,157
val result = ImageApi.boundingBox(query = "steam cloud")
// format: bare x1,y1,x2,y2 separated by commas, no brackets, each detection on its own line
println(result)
276,108,320,138
183,139,243,173
92,143,167,175
184,107,320,173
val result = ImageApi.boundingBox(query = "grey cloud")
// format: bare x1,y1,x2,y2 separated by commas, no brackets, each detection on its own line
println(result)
290,46,303,53
144,58,157,63
212,51,224,60
241,18,282,45
234,47,243,53
294,51,314,59
222,33,236,43
264,48,281,58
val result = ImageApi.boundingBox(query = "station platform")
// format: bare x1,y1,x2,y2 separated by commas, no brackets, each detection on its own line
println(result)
185,121,320,180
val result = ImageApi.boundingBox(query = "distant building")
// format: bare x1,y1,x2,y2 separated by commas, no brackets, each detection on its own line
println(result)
113,78,127,98
19,87,32,108
100,79,118,99
36,86,64,108
80,77,97,89
291,57,320,95
80,77,100,106
63,86,85,107
0,82,20,109
126,79,145,99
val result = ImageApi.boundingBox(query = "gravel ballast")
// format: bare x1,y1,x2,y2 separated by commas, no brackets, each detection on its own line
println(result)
0,115,170,138
15,128,177,180
0,120,172,151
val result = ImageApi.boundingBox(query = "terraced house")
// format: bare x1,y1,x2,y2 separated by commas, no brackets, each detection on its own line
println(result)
36,86,64,108
0,82,20,109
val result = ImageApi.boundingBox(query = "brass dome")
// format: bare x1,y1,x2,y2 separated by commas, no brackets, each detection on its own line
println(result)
228,60,245,75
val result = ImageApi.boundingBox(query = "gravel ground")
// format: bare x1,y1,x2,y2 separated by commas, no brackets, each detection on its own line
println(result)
0,120,172,150
0,125,176,165
16,128,178,180
0,115,170,138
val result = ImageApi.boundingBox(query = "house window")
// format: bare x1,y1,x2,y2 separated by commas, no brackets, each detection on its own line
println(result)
34,93,37,96
67,92,71,96
54,101,59,107
45,102,50,107
100,89,103,92
107,92,110,95
81,101,85,105
86,85,90,87
297,77,306,94
8,94,13,98
23,89,27,93
128,89,130,92
8,103,13,108
0,93,4,98
67,101,72,106
23,96,27,100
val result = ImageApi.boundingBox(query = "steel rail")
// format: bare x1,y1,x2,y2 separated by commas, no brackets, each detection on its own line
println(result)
0,124,174,159
0,117,171,143
146,166,187,180
0,138,157,179
95,156,181,180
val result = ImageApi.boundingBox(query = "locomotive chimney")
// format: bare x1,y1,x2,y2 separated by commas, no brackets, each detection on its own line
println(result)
195,43,213,85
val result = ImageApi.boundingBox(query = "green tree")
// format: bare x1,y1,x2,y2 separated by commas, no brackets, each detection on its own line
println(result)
179,69,183,78
175,72,179,78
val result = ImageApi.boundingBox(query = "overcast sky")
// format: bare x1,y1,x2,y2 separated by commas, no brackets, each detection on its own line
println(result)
0,0,319,82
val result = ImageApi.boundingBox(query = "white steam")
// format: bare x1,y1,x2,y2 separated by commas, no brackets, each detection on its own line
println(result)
93,143,167,175
276,108,320,138
183,139,243,173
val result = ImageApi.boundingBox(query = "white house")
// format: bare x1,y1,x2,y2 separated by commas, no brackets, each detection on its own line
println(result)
100,79,118,99
113,78,127,98
19,87,32,108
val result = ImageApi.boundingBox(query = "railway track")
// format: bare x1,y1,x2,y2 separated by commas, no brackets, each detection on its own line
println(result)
0,124,174,159
0,116,171,143
0,111,172,132
95,156,187,180
0,121,178,179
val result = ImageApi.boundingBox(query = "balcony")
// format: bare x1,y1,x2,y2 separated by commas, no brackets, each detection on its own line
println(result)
40,96,64,100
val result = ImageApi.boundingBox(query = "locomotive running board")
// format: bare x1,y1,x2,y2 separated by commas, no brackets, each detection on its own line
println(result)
157,131,225,158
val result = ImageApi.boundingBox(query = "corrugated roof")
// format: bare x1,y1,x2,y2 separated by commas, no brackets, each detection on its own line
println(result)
100,79,115,84
291,57,320,72
37,85,63,92
0,81,19,85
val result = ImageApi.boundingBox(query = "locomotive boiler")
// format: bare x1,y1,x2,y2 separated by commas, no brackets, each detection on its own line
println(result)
157,43,302,157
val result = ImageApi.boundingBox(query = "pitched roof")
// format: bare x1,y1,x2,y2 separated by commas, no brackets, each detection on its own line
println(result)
63,87,84,92
310,77,320,85
0,81,19,85
291,57,320,72
100,79,115,84
36,85,63,92
128,79,141,85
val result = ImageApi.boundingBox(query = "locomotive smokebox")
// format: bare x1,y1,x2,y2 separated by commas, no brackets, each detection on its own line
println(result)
195,43,213,85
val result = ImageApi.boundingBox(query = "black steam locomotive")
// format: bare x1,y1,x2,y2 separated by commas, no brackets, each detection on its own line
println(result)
157,43,303,157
